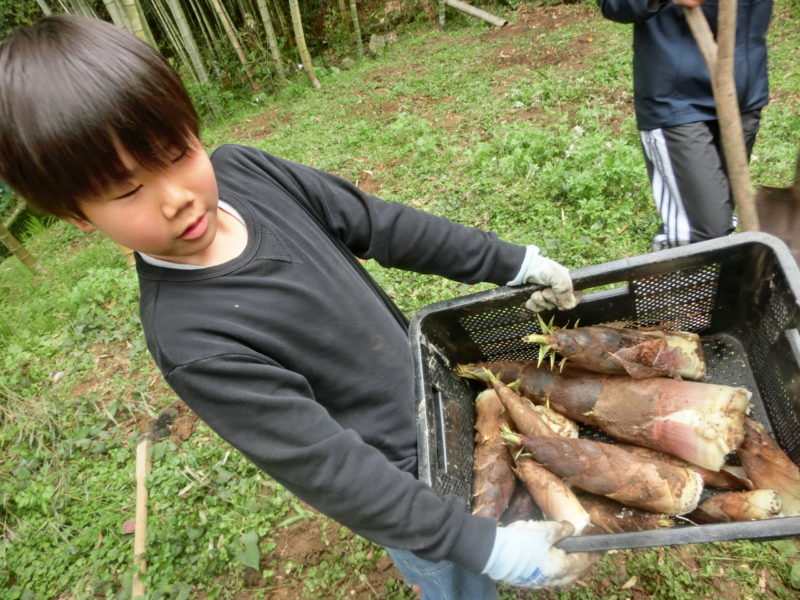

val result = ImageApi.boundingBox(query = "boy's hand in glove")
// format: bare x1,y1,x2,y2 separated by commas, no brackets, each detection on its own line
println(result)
507,246,580,312
482,520,600,588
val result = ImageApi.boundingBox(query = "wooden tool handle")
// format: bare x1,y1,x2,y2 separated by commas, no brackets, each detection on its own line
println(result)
684,2,760,232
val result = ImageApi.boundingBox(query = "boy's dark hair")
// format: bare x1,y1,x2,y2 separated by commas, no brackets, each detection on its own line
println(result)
0,14,199,219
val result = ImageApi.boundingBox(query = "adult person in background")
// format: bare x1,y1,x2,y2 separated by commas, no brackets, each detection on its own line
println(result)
596,0,772,250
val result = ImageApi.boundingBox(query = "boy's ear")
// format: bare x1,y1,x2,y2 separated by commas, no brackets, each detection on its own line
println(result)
65,216,96,232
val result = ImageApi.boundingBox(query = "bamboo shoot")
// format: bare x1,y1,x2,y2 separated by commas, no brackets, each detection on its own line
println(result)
502,432,704,515
471,389,515,520
524,320,706,380
738,418,800,515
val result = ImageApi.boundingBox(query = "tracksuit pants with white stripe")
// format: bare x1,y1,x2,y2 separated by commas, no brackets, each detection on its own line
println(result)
639,110,762,251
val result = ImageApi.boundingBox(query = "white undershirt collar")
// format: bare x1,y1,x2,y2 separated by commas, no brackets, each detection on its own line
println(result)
138,201,242,270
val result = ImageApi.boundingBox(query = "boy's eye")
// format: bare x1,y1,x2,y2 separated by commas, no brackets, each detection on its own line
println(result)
115,184,143,200
172,147,190,163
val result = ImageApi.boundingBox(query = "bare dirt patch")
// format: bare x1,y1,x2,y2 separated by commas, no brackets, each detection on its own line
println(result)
234,517,408,600
229,106,293,142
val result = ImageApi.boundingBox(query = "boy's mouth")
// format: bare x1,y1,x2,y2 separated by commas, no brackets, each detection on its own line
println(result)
180,214,208,240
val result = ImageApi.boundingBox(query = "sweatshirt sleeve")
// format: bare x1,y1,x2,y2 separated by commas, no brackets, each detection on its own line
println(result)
165,354,497,574
227,146,527,286
596,0,666,23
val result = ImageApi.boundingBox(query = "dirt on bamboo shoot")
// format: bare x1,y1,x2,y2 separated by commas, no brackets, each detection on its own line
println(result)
615,443,753,491
577,494,674,534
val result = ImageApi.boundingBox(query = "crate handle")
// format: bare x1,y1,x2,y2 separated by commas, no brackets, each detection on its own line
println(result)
432,387,449,473
555,515,800,553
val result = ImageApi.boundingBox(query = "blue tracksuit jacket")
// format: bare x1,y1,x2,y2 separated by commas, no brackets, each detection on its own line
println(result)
596,0,771,130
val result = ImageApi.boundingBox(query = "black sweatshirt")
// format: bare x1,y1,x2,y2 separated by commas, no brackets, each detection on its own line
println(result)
135,144,526,573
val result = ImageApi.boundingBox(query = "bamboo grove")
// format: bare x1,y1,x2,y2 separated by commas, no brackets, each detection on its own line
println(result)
21,0,381,107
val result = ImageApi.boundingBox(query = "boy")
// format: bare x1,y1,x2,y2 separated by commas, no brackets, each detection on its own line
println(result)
0,15,597,598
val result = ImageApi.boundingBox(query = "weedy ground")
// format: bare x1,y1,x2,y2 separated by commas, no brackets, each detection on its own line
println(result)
1,1,799,599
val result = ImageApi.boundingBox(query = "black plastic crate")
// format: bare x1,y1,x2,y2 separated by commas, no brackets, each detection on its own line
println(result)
409,232,800,552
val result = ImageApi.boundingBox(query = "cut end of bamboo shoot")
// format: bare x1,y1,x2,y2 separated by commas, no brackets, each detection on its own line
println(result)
651,385,751,471
675,470,705,515
690,489,782,523
662,331,707,380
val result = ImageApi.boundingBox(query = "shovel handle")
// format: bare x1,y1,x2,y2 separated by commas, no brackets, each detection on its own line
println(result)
684,2,760,232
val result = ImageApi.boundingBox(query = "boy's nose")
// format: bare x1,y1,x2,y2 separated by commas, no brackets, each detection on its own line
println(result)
160,182,193,218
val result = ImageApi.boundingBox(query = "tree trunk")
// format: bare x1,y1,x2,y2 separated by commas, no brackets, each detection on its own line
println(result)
208,0,262,93
256,0,286,78
0,221,40,273
349,0,364,57
289,0,321,88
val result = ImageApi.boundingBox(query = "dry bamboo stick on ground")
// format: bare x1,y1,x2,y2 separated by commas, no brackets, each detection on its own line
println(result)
132,434,152,598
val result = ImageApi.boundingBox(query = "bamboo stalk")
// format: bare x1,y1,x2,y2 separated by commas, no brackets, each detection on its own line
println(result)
36,0,53,15
268,0,287,37
188,0,219,62
289,0,321,89
256,0,286,78
120,0,155,46
136,0,158,45
338,0,350,28
152,0,189,75
208,0,262,93
103,0,130,30
70,0,95,17
444,0,507,27
167,0,211,83
349,0,364,57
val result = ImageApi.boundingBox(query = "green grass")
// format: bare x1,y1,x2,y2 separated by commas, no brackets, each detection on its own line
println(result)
2,1,799,598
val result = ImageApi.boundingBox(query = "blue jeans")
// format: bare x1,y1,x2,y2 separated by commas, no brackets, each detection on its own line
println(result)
385,547,498,600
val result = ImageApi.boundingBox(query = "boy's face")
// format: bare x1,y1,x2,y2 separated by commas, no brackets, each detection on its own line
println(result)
68,136,220,264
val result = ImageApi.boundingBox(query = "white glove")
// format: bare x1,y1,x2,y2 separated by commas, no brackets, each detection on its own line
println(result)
507,246,579,312
481,520,599,588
